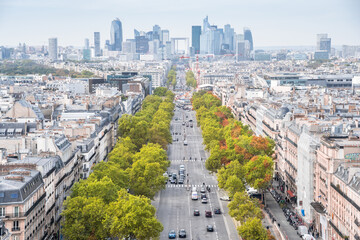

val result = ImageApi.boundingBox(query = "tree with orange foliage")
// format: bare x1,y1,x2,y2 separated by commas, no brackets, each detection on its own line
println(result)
244,155,274,191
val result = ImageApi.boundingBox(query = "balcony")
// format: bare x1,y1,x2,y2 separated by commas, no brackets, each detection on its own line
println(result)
285,136,297,148
355,218,360,227
11,227,20,232
331,183,360,211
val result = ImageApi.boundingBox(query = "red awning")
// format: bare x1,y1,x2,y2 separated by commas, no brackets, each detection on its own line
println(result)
287,190,295,198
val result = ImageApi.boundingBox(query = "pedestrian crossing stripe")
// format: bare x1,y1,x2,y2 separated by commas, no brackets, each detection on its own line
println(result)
169,159,206,162
165,184,218,188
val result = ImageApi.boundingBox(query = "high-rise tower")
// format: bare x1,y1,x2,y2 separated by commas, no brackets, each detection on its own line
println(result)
48,38,58,60
94,32,101,56
110,18,123,51
243,28,253,51
192,26,201,54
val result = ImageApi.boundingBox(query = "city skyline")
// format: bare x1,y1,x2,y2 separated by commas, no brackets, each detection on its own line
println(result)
0,0,359,47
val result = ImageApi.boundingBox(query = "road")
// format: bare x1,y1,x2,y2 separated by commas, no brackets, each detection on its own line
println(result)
155,106,240,240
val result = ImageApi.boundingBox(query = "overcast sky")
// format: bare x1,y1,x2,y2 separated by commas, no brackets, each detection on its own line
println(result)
0,0,359,48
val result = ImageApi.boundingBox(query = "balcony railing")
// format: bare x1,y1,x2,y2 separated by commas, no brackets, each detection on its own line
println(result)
285,136,298,148
11,227,20,231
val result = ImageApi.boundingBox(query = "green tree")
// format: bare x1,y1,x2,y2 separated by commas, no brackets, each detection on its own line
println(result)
153,87,168,96
149,122,172,149
205,144,225,172
228,192,262,222
225,175,245,197
90,162,129,189
244,155,274,191
217,161,244,189
107,137,136,169
237,217,268,240
71,176,119,204
104,189,163,239
62,196,108,240
128,160,167,199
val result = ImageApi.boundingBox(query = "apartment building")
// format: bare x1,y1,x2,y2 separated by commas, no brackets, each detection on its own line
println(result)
0,168,46,240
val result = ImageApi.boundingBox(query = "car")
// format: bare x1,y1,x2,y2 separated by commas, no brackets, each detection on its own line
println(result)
178,178,184,184
172,173,177,179
201,198,208,204
214,208,221,214
170,178,177,184
220,196,231,201
194,209,200,216
207,225,214,232
179,170,185,175
168,230,176,239
191,192,198,200
201,193,207,199
200,187,206,193
180,165,185,170
179,229,186,238
205,210,212,218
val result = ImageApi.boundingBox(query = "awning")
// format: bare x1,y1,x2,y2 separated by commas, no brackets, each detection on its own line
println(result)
311,202,326,214
287,190,295,198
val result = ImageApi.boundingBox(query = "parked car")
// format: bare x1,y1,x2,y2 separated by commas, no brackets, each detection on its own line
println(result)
220,196,231,201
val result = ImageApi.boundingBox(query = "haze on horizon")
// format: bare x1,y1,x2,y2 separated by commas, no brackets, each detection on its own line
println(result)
0,0,359,48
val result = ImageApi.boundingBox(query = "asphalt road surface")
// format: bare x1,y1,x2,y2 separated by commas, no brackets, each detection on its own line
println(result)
155,106,240,240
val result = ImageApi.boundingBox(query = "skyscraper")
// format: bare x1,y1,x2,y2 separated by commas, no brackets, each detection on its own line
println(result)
192,26,201,54
224,24,234,51
317,34,331,54
161,30,170,44
94,32,101,56
244,28,253,51
110,18,123,51
153,25,161,41
84,38,89,50
48,38,58,60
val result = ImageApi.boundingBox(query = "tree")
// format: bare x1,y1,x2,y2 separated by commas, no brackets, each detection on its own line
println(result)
149,122,172,149
225,175,245,197
228,192,262,222
90,162,129,189
107,137,136,169
244,155,274,191
217,161,244,188
205,144,225,172
237,217,268,240
153,87,168,96
104,189,163,240
71,177,119,204
62,196,108,240
128,160,167,199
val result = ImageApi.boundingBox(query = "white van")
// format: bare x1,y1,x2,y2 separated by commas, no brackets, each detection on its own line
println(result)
191,192,198,200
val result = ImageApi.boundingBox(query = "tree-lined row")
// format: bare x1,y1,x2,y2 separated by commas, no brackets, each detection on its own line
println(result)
61,88,175,240
185,70,197,88
167,65,177,89
192,91,275,240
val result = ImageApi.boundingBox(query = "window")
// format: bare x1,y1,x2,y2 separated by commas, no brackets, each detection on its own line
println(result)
0,207,5,217
10,193,18,199
0,192,4,197
12,236,19,240
13,220,19,231
14,207,19,217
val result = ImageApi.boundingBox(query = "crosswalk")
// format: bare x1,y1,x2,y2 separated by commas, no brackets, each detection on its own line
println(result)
169,159,205,162
166,184,218,188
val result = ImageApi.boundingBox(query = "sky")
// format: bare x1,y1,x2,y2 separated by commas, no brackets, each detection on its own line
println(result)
0,0,359,48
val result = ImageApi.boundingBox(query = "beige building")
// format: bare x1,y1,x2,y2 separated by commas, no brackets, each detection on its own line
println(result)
0,168,46,240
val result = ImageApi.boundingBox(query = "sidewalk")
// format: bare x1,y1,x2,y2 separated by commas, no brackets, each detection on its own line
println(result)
264,192,301,240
